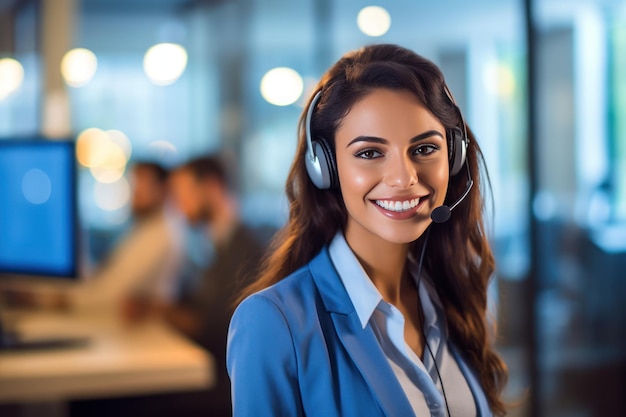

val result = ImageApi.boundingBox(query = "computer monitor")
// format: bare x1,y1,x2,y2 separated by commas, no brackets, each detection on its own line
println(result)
0,138,85,350
0,138,78,279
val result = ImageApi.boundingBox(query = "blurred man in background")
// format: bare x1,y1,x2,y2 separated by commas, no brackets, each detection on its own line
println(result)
70,160,185,316
161,154,267,416
120,154,268,416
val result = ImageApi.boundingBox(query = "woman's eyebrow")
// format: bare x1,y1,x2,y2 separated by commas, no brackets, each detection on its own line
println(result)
346,130,444,148
346,136,387,147
409,130,445,143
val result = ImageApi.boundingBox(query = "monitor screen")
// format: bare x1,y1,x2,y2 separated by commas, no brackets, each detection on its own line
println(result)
0,139,78,278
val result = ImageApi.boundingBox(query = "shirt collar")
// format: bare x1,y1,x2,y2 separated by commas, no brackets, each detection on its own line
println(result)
328,232,442,332
329,232,445,334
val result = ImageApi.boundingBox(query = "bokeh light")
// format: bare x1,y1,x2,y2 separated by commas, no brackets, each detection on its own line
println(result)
0,58,25,100
106,129,132,159
61,48,98,87
76,127,132,183
357,6,391,37
143,43,188,86
89,143,127,183
148,140,178,163
484,61,516,98
93,177,131,211
260,67,304,106
76,128,112,168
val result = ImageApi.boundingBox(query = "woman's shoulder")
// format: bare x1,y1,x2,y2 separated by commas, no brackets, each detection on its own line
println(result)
243,263,315,304
232,262,321,328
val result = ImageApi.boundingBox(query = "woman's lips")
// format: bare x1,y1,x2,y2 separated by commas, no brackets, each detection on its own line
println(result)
372,196,426,220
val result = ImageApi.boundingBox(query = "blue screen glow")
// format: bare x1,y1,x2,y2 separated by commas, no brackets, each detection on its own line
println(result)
0,140,77,278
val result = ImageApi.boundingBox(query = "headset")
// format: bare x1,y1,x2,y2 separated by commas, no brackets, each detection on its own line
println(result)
304,86,469,190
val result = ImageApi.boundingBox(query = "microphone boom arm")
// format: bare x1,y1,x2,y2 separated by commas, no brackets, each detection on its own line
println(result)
449,179,473,212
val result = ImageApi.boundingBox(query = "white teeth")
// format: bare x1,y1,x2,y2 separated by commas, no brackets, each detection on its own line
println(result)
375,198,420,212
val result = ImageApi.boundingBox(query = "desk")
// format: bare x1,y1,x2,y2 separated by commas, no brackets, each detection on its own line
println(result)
0,310,215,403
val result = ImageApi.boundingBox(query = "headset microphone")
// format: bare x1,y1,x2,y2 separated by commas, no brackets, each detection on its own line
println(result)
430,85,473,224
431,177,474,224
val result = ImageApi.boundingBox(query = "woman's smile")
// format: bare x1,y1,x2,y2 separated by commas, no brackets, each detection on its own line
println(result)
372,195,428,219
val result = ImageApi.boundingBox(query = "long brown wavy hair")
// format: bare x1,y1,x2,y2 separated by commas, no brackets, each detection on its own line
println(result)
238,43,508,415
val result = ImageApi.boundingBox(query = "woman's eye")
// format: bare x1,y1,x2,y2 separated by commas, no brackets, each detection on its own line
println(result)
354,149,382,159
414,144,439,156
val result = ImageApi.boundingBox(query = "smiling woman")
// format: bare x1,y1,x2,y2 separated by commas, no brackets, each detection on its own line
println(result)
227,43,508,417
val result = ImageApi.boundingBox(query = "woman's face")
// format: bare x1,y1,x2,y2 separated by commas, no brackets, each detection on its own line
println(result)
334,88,449,247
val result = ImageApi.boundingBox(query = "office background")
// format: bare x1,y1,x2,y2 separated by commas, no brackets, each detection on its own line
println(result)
0,0,624,416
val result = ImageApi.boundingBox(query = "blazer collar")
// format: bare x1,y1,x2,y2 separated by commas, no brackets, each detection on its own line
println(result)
310,248,415,416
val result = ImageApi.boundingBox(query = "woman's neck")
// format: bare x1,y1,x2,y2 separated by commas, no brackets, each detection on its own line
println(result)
344,231,410,305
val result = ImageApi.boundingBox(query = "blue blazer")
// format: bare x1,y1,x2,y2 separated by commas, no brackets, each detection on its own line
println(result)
227,247,493,417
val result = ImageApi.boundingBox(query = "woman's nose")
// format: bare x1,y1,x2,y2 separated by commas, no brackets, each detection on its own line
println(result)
385,154,417,188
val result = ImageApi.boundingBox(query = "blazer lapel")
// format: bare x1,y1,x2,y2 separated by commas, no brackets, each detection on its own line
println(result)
310,249,415,417
450,345,493,417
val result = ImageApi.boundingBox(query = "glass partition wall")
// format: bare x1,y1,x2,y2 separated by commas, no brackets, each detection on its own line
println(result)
530,0,626,415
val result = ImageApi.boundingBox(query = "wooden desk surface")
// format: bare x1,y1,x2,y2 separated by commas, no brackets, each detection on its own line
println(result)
0,310,215,403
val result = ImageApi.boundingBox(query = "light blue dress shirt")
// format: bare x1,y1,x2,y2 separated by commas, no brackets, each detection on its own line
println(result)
329,232,477,417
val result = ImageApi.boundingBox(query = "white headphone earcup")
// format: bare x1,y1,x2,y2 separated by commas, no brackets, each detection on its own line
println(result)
305,146,327,189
